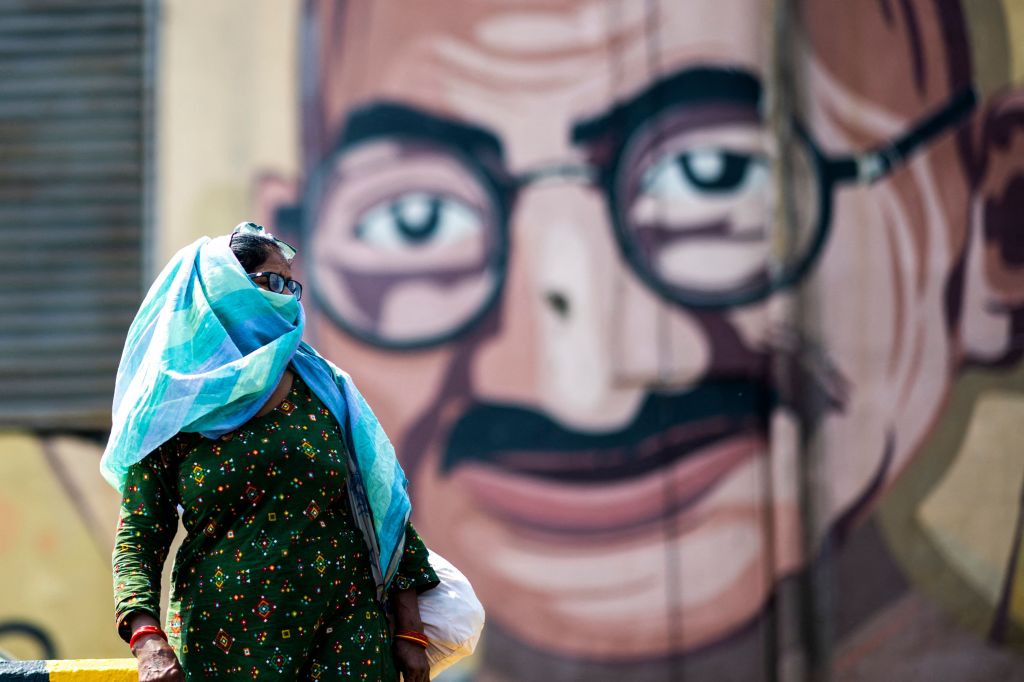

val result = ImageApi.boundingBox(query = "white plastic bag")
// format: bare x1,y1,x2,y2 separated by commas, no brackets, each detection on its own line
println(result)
418,549,485,678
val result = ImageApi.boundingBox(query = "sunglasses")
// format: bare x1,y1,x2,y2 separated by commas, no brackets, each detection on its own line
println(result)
231,221,298,261
248,271,303,301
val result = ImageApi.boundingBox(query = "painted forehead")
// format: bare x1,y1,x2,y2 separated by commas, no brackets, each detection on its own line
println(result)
316,0,769,168
313,1,967,150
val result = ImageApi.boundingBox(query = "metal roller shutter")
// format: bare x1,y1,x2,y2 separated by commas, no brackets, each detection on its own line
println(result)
0,0,153,430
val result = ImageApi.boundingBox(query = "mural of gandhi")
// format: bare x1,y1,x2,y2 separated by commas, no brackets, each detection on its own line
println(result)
258,1,1024,679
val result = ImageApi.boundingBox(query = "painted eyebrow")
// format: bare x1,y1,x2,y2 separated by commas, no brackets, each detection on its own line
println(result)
571,67,763,145
336,101,506,161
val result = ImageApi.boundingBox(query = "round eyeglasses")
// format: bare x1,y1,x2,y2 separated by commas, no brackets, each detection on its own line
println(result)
280,88,975,350
248,271,303,301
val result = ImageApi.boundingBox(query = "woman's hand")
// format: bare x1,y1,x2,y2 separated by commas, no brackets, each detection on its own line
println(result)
133,635,184,682
394,637,430,682
127,613,183,682
391,587,430,681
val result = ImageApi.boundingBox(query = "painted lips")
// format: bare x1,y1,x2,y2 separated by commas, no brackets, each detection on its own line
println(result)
451,432,765,534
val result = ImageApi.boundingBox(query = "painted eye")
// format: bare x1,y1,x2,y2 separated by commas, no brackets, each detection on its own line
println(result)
641,148,768,199
354,192,482,250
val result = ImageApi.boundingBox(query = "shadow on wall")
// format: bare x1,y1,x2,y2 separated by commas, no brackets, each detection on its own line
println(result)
0,623,54,661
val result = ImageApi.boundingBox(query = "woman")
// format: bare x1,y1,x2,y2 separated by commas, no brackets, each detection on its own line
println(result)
106,223,437,681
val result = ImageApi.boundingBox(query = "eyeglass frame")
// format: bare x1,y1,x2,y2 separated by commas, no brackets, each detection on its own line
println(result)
278,84,977,351
248,271,304,301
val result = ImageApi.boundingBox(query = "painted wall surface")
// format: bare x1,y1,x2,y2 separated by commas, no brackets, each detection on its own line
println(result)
4,1,1024,680
0,435,122,660
242,3,1024,680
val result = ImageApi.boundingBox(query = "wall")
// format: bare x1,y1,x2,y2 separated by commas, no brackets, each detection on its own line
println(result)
155,0,298,264
3,1,1024,680
0,435,121,660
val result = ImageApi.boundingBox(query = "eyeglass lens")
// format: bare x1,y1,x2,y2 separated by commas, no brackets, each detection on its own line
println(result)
254,272,303,301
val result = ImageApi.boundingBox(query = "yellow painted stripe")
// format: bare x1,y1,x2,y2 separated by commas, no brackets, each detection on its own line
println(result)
46,659,136,682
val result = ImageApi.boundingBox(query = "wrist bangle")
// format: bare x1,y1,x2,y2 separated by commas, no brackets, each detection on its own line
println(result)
394,628,430,648
129,625,167,650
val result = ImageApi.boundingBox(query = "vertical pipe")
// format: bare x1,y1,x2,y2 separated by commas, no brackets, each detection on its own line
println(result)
769,0,832,679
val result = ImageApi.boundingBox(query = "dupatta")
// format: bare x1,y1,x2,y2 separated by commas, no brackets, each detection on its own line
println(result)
100,236,410,594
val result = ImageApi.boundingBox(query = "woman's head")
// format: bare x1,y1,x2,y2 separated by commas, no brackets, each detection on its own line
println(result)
229,222,304,300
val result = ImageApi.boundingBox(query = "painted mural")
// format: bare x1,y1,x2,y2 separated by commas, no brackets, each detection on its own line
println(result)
1,1,1023,680
254,1,1024,680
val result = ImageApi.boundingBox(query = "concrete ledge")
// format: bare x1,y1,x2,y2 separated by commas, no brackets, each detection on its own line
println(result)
0,660,135,681
0,660,46,681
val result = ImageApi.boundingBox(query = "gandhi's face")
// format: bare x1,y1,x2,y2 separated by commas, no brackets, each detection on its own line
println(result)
295,0,973,659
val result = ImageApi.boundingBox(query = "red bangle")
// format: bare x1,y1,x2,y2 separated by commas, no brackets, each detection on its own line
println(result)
394,628,430,648
129,625,167,649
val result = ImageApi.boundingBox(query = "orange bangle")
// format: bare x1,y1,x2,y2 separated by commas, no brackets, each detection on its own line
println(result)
394,629,429,648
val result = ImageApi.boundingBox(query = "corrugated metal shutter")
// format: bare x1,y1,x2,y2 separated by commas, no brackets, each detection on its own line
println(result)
0,0,152,430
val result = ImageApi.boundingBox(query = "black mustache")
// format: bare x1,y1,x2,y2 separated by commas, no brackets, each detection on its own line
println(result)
441,377,777,483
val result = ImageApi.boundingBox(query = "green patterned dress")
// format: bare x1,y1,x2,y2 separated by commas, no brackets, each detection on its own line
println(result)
113,373,437,680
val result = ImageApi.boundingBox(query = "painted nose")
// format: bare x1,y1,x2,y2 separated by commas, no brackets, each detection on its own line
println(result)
470,184,648,430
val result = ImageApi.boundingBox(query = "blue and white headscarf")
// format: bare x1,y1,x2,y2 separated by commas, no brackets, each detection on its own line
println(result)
100,235,411,595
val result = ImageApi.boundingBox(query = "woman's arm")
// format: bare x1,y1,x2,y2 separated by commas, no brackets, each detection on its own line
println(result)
112,444,184,680
390,523,440,594
390,523,439,682
392,588,430,682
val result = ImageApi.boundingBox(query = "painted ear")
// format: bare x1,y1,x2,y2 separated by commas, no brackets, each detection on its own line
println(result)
961,89,1024,365
252,172,300,244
